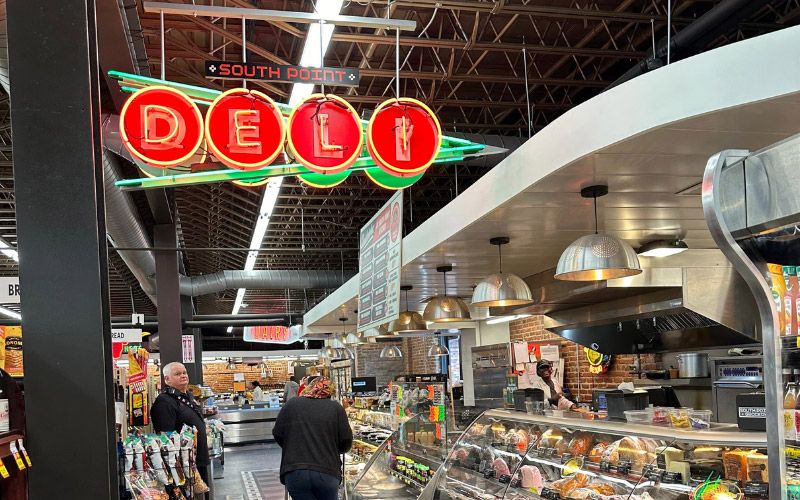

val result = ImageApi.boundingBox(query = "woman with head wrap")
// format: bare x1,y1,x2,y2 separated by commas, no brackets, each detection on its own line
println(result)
273,376,353,500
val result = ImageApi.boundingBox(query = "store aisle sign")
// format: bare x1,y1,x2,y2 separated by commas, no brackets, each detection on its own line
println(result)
243,325,301,344
205,61,360,87
357,190,403,331
119,85,441,179
0,277,20,304
111,328,143,343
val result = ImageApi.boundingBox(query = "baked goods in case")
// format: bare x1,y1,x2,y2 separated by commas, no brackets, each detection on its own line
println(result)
746,452,768,482
538,427,564,449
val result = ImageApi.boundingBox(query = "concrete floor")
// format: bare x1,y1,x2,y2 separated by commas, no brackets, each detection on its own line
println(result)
212,443,283,500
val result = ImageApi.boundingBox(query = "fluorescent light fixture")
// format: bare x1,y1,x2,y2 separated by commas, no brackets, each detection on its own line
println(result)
638,239,689,258
486,314,531,325
0,238,18,262
288,0,345,106
0,306,20,320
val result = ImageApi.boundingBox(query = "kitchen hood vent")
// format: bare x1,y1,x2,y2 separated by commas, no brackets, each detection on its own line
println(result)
511,250,760,354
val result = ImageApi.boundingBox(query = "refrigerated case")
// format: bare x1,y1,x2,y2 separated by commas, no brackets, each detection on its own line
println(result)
422,409,767,500
703,133,800,498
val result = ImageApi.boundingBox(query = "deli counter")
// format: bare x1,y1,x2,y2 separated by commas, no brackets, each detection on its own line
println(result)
217,405,281,444
420,409,768,499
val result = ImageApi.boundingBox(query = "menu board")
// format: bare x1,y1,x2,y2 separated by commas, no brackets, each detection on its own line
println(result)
357,190,403,331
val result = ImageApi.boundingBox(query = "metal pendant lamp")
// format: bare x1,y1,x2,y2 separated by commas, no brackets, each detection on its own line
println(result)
423,265,471,322
389,285,429,333
555,185,642,281
380,345,403,359
428,333,450,357
472,237,534,307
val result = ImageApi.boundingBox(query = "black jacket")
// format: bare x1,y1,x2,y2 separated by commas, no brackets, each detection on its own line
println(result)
273,397,353,483
150,392,209,466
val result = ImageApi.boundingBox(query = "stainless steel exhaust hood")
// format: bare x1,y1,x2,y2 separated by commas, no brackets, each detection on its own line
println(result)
510,250,759,354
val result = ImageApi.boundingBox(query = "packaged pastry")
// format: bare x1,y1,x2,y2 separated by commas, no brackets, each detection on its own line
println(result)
568,432,594,457
746,452,768,482
722,449,751,483
3,327,22,377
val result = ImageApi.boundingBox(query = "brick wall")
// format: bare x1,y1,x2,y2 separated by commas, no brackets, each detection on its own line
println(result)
354,341,405,387
201,361,290,393
405,336,439,374
509,316,660,402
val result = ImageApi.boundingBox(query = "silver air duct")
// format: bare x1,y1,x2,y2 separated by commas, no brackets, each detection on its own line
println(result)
179,270,353,297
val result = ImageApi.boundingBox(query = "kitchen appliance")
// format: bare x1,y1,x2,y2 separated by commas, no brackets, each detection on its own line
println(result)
513,388,544,412
471,344,511,407
736,392,766,431
676,352,710,378
711,355,763,423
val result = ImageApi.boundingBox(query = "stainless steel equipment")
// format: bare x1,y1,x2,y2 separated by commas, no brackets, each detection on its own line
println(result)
471,343,510,407
711,355,763,423
511,250,759,354
217,406,281,444
677,352,710,378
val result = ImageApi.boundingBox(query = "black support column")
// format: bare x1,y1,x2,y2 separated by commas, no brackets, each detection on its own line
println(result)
181,295,204,384
155,225,183,374
7,1,119,498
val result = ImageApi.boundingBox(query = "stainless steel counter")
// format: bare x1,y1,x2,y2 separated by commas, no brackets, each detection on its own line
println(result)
218,406,282,445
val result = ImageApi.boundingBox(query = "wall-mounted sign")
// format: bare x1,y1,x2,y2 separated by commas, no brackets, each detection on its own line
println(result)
0,277,20,304
206,60,360,87
243,325,301,344
182,335,195,364
358,190,403,331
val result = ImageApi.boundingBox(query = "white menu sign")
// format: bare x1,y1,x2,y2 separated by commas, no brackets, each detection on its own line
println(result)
357,190,403,331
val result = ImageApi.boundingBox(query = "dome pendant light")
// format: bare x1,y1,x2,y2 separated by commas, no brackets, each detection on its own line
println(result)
389,285,429,333
472,237,534,307
423,265,471,322
380,345,403,359
428,332,450,357
555,185,642,281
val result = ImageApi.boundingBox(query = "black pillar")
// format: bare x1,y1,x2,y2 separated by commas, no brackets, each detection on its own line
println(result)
7,0,119,498
181,295,203,384
155,225,182,374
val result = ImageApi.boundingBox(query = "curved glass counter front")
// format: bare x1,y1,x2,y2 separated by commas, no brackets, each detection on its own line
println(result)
428,409,767,500
347,413,446,500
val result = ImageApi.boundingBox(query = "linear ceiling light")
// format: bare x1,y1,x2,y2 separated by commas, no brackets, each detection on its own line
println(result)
638,239,689,258
229,2,345,332
0,237,18,262
0,306,20,320
485,314,531,325
227,177,283,332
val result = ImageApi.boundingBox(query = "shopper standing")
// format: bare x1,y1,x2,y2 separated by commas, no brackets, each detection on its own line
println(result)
274,377,353,500
283,375,299,402
150,362,210,497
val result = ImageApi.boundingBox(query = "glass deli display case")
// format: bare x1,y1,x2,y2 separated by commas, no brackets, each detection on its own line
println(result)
422,409,767,500
702,133,800,498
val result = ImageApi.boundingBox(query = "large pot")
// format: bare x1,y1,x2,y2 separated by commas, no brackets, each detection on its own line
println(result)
677,353,709,378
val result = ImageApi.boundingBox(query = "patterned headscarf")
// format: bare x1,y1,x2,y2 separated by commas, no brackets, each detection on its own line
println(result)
300,376,335,399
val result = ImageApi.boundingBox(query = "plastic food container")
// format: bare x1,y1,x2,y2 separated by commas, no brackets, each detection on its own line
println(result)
650,407,670,426
624,410,651,424
689,410,712,430
669,408,692,428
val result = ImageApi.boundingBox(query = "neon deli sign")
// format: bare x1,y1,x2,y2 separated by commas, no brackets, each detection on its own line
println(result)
119,85,442,182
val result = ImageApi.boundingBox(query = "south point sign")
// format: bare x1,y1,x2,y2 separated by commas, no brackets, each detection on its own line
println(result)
119,85,442,188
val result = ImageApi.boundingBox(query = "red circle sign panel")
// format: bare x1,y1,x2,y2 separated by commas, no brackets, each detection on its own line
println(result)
205,88,285,171
119,86,204,168
367,98,441,177
287,94,363,175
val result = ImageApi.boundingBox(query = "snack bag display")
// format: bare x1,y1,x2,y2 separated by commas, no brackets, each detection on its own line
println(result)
3,326,22,377
785,266,798,337
768,263,787,334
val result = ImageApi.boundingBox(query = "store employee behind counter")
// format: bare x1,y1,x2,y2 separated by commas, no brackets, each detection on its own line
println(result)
532,359,576,410
150,362,210,494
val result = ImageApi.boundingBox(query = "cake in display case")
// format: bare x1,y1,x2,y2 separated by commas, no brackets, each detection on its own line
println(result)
422,409,768,500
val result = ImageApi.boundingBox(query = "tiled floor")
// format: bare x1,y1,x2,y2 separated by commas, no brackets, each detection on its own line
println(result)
211,443,284,500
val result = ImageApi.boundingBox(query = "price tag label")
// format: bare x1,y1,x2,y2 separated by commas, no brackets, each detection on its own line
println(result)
744,481,769,498
599,460,612,473
663,472,683,484
617,459,632,475
17,440,31,467
0,458,9,479
8,442,24,471
540,487,561,500
560,453,573,464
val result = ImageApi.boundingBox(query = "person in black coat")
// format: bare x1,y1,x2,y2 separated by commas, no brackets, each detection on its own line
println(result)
150,362,209,495
273,376,352,500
